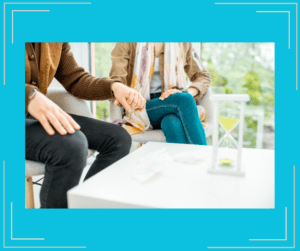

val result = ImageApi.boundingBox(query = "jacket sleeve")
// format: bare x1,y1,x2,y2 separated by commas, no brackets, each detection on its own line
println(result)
55,43,115,101
25,83,38,116
184,45,212,99
109,43,131,86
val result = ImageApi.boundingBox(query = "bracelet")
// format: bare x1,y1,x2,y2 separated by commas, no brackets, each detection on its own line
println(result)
29,88,37,100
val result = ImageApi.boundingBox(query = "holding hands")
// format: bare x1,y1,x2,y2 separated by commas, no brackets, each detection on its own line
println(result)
112,82,146,112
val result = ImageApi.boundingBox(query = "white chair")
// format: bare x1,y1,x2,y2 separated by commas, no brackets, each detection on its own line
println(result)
25,89,95,209
109,88,214,144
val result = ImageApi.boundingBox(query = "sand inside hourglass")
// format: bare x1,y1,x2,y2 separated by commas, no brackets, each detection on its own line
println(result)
218,116,239,131
218,116,239,166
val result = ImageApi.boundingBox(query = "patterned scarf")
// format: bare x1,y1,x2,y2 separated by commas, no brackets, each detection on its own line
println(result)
131,43,187,100
117,43,187,135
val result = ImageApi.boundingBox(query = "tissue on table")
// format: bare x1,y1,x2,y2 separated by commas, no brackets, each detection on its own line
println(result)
174,150,205,164
132,148,173,183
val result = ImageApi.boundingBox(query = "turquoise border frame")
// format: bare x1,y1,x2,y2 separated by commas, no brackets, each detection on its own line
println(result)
0,0,297,249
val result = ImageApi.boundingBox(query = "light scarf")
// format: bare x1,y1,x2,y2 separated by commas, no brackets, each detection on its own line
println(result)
119,43,188,135
132,43,187,100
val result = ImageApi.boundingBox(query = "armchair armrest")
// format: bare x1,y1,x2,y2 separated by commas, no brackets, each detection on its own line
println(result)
196,87,214,137
46,89,93,119
109,101,123,122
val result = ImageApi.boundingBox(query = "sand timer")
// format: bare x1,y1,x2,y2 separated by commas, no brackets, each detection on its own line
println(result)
208,94,250,176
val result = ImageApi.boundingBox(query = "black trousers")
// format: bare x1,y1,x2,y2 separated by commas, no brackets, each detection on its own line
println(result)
25,114,132,208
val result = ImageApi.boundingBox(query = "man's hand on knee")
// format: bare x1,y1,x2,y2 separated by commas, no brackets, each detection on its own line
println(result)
28,91,81,136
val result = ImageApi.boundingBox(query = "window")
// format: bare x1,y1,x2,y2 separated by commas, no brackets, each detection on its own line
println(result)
200,43,274,149
92,43,116,121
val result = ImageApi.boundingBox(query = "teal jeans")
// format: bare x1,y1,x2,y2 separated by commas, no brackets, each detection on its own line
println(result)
146,92,207,145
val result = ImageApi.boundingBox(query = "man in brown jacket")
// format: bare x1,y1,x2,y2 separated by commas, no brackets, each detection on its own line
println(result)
26,43,146,208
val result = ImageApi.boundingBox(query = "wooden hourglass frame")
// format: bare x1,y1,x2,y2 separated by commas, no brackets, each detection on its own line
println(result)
208,94,250,176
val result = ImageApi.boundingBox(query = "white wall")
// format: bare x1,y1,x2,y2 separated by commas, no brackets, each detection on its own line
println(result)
192,43,201,57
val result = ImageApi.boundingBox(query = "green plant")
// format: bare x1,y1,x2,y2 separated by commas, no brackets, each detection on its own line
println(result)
206,60,232,94
243,71,263,105
96,102,109,121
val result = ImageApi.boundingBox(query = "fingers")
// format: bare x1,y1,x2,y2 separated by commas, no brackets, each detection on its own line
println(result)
113,84,147,112
61,111,81,131
126,91,135,106
140,101,146,112
118,96,132,112
28,92,80,136
40,110,80,136
164,91,172,99
47,113,67,135
56,112,76,134
124,91,145,111
39,115,55,136
131,92,139,110
52,109,80,135
160,90,170,100
159,89,181,101
137,94,143,110
160,91,166,100
114,85,146,112
137,95,146,112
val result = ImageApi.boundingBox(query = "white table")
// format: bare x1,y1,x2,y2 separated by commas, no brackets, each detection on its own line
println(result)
68,142,274,208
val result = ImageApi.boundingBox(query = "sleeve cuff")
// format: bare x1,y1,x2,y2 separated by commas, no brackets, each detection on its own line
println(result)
190,82,206,100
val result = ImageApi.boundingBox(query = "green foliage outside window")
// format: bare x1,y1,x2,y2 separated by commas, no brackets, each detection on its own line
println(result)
96,101,109,121
94,43,115,122
243,71,263,105
201,43,274,149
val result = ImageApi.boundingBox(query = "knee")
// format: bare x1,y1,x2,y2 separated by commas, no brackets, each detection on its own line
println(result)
176,93,195,106
173,93,197,114
51,130,88,167
161,114,181,131
114,126,132,153
100,124,132,155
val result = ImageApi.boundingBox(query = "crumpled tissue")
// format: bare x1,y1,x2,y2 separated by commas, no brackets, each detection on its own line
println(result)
132,148,173,183
174,150,205,164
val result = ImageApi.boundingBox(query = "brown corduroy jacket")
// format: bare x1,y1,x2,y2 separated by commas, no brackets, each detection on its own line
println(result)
25,43,115,116
109,43,212,99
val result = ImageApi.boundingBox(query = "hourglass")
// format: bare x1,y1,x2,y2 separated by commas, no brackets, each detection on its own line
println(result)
208,94,250,176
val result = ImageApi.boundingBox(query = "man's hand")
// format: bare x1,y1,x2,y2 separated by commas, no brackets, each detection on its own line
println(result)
28,91,81,136
111,82,146,112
